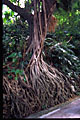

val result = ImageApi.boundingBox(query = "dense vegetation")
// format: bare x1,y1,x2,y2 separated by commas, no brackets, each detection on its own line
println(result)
3,0,80,118
3,0,80,80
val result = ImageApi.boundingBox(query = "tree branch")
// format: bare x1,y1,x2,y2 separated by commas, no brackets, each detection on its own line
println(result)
2,0,33,24
45,0,57,21
2,0,57,28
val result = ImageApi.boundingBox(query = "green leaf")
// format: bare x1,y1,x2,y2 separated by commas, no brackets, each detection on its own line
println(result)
24,77,27,82
15,69,20,74
10,0,16,3
12,58,17,63
18,52,22,58
11,11,14,16
15,76,18,80
8,53,17,58
11,69,16,73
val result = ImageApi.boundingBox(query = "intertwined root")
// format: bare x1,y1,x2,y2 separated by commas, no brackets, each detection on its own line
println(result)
3,58,74,118
29,58,73,105
3,0,77,118
3,76,41,118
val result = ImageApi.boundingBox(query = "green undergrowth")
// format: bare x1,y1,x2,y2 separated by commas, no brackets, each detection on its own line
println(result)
3,3,80,83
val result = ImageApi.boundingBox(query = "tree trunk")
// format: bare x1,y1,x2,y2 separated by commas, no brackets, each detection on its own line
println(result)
3,0,75,118
26,0,74,99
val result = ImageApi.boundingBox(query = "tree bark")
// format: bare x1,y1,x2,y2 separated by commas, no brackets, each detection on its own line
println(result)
3,0,75,118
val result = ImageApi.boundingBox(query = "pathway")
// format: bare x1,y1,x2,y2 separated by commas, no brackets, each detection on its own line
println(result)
39,98,80,118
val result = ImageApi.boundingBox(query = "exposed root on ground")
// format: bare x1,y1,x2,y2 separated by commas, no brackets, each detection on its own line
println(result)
3,58,78,118
3,0,79,118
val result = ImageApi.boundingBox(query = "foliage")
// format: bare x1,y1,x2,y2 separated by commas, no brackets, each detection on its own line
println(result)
44,1,80,79
2,0,80,118
3,19,29,59
3,0,80,80
3,18,29,81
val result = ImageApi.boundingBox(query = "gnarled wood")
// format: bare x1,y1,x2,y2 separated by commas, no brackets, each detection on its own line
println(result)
3,0,77,118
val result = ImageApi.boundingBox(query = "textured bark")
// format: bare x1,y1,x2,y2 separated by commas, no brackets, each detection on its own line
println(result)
3,0,76,118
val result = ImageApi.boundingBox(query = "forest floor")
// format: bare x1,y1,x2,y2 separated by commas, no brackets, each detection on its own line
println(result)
27,96,80,118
